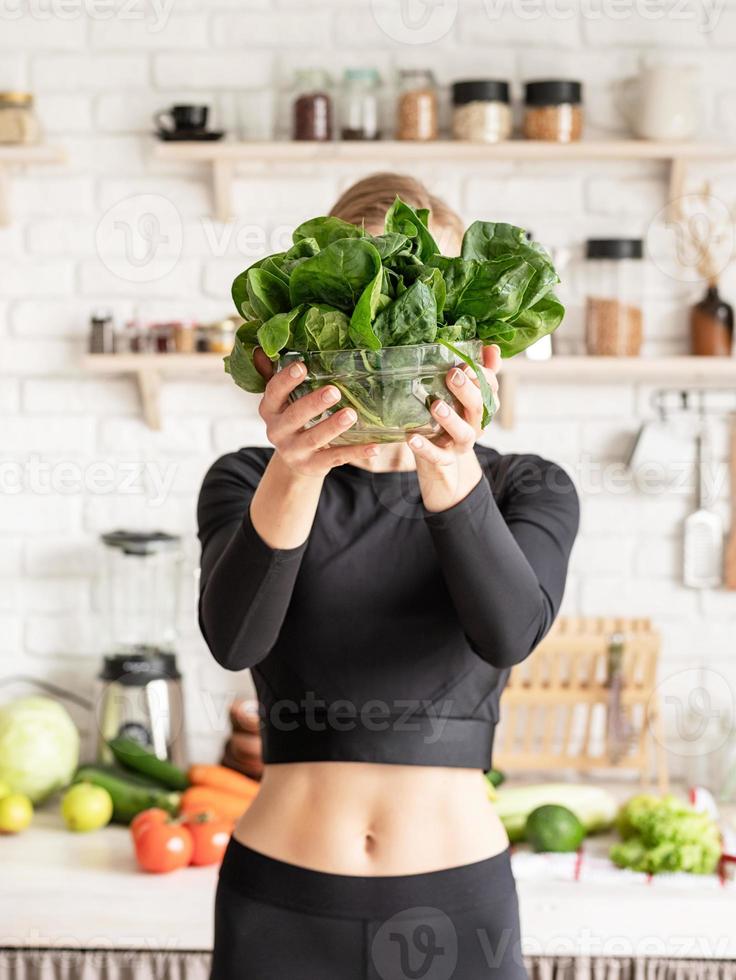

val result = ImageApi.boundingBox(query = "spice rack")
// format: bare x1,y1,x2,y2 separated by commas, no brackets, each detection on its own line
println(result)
153,139,736,222
0,145,66,225
83,352,736,431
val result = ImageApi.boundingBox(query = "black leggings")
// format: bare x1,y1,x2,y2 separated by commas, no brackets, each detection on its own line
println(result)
211,838,528,980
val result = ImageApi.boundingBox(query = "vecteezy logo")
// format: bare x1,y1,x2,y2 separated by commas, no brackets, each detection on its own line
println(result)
371,907,457,980
370,0,458,44
95,193,183,284
648,667,734,759
645,192,735,285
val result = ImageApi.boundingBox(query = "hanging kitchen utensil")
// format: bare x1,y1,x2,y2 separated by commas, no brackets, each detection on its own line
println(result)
724,416,736,591
683,420,724,589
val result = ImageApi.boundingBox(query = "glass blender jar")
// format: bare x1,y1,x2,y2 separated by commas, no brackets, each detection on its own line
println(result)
89,531,187,766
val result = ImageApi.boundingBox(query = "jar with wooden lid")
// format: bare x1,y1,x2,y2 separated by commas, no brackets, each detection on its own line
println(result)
451,79,511,143
0,92,41,144
291,69,333,141
585,239,644,356
396,69,438,141
523,80,583,142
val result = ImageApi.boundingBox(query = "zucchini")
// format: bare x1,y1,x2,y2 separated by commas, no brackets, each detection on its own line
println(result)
74,764,181,824
107,737,189,791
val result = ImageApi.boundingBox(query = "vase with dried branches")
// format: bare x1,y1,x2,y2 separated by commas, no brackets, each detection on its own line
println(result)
679,181,735,356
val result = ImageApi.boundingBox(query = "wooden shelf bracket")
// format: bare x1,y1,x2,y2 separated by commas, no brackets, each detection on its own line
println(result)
0,145,67,226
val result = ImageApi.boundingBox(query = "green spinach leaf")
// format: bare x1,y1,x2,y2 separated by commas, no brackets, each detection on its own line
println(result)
289,238,382,311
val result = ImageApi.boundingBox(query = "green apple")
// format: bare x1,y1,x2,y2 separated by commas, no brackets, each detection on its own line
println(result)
61,783,113,833
0,793,33,833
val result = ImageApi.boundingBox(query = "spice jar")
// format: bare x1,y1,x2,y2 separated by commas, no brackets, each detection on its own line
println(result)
291,69,333,141
396,69,438,141
523,80,583,142
194,325,211,353
340,68,381,140
208,317,237,354
451,80,511,143
690,283,734,356
585,239,644,356
173,320,195,354
0,92,41,144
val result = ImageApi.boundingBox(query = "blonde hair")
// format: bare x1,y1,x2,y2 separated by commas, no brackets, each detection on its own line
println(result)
329,172,463,255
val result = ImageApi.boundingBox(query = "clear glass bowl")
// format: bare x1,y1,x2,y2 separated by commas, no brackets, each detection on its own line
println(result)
279,341,486,445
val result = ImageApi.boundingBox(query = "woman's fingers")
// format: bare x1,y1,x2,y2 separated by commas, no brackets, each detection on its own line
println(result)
446,367,484,427
260,357,307,415
483,344,502,373
406,433,454,467
292,406,360,452
254,346,276,383
430,398,477,446
317,443,380,469
272,384,342,437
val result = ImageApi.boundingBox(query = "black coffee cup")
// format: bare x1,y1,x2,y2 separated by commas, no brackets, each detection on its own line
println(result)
155,104,209,134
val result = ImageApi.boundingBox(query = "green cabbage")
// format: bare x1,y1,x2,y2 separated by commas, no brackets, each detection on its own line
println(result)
0,696,80,803
610,794,721,875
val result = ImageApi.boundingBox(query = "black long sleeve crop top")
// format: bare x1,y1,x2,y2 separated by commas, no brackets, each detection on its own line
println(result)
197,446,579,771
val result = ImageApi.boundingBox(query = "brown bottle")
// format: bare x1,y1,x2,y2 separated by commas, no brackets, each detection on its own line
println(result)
690,283,734,356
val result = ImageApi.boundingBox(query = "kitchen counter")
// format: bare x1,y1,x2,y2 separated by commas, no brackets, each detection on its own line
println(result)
2,810,736,977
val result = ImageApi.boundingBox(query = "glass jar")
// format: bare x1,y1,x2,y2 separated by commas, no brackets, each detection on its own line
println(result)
173,320,195,354
195,325,210,353
585,239,644,356
451,79,511,143
208,317,237,354
291,69,333,141
396,69,438,141
0,92,41,144
523,80,583,142
340,68,382,141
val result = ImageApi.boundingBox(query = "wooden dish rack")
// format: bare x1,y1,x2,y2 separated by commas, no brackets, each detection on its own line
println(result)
493,617,668,791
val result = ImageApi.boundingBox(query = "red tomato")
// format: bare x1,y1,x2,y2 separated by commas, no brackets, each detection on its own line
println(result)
185,814,233,867
135,822,193,874
130,807,170,843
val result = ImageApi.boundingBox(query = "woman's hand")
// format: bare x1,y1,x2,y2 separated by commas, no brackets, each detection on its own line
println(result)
407,345,501,513
255,348,378,479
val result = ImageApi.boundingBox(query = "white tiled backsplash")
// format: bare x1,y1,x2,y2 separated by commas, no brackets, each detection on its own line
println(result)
1,0,735,771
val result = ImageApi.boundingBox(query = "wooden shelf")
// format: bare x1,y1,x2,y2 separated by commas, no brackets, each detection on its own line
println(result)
82,353,225,428
497,355,736,426
153,139,736,221
84,353,736,431
0,144,66,225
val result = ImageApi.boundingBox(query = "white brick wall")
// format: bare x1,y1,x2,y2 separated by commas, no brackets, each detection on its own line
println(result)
1,0,735,768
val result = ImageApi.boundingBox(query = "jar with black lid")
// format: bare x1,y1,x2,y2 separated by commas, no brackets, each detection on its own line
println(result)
585,238,644,356
524,79,583,142
291,69,333,141
452,79,511,143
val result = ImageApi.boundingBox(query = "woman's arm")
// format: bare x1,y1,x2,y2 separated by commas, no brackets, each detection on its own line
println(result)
406,346,579,668
424,457,579,668
198,355,379,672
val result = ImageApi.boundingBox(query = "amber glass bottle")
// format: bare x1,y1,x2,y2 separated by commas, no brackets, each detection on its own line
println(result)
690,283,734,356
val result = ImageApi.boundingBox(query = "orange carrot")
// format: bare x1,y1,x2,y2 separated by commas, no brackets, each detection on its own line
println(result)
180,785,257,823
187,765,260,799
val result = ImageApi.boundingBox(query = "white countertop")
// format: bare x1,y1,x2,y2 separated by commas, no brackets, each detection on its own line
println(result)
2,811,735,959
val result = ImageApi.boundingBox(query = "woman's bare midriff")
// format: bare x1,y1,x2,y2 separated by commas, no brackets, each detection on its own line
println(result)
233,761,509,876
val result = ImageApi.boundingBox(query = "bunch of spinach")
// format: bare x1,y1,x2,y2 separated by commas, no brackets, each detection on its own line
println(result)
225,197,564,432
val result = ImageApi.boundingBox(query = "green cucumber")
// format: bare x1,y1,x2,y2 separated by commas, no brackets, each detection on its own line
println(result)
74,764,181,824
107,737,189,791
